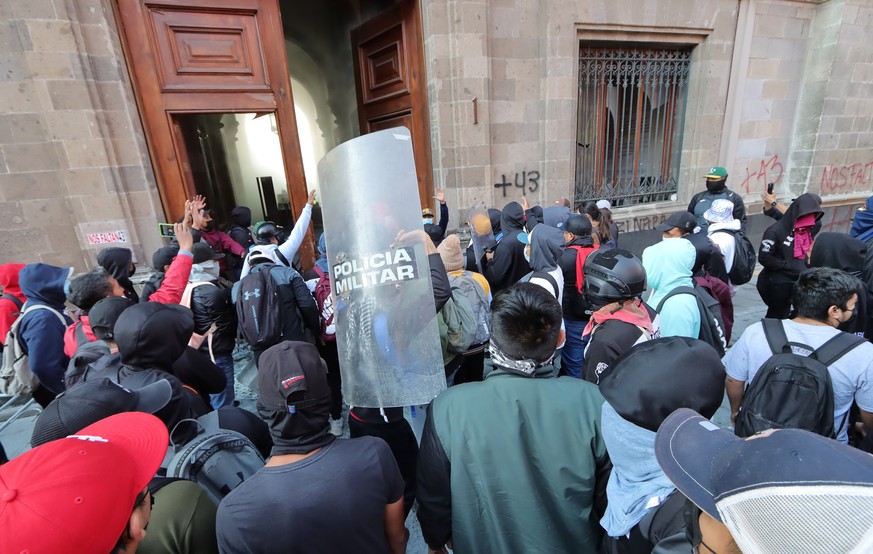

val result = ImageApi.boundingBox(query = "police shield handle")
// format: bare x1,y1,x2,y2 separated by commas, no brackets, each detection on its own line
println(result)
317,127,447,408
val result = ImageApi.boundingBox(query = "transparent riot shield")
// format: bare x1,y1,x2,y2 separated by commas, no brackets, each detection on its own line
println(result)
466,201,496,273
317,127,446,408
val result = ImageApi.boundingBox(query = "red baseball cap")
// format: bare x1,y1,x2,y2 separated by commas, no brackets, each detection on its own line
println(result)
0,412,168,553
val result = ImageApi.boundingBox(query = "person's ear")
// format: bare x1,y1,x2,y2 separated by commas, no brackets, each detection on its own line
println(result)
120,507,150,553
163,265,171,272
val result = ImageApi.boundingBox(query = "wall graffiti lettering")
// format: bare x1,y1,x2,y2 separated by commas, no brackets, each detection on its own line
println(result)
740,155,783,194
494,170,540,197
820,161,873,194
818,204,861,234
615,213,670,233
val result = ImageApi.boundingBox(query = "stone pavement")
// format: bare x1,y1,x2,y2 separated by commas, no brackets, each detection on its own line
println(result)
0,274,768,550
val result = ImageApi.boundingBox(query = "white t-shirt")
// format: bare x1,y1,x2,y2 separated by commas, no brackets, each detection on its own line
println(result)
723,319,873,443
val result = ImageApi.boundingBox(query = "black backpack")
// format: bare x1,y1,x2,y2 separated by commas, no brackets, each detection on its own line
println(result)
734,318,867,439
235,265,283,348
656,285,727,357
714,229,756,285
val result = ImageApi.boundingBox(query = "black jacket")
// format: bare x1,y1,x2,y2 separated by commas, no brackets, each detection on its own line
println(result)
758,193,823,284
96,247,139,303
424,203,450,246
484,203,530,292
584,303,658,385
559,236,596,320
190,281,237,356
687,187,746,233
683,232,729,284
250,264,320,347
140,272,163,303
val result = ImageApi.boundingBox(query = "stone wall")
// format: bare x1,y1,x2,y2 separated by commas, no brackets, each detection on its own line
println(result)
0,0,162,270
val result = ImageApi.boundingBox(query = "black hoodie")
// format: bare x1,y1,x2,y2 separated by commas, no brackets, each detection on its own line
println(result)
228,206,254,249
484,202,530,292
465,208,503,271
96,247,139,303
758,193,823,284
809,232,873,339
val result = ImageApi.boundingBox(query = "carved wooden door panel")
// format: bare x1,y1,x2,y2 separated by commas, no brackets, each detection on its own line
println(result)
351,0,433,208
113,0,309,252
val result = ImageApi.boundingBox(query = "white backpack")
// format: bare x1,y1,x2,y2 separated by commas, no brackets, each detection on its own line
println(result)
0,305,67,395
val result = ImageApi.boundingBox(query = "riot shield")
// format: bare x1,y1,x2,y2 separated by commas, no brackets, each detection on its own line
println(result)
317,127,446,408
466,201,496,273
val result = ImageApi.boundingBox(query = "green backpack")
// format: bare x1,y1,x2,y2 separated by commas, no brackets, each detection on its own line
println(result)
438,286,478,364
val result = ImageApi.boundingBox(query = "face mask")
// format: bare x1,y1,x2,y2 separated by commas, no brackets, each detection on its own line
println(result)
524,245,531,263
705,179,726,193
844,306,858,325
199,261,220,279
423,218,434,226
205,220,216,232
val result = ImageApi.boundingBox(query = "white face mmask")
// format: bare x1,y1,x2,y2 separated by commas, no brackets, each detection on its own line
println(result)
199,260,220,279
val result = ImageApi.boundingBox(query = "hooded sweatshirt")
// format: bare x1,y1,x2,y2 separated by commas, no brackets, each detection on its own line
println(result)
850,196,873,244
707,217,742,275
18,264,73,393
643,239,700,339
484,202,530,292
809,232,872,339
97,247,139,303
465,208,504,272
0,263,26,341
315,233,329,274
758,192,823,283
524,224,565,303
229,206,254,247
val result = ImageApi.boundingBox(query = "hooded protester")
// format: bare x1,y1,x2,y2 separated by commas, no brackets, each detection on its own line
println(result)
484,201,530,292
642,238,701,339
185,242,237,408
543,205,572,230
226,205,255,280
809,232,872,339
97,247,139,303
582,249,660,385
558,215,598,378
524,204,544,232
0,263,26,344
519,223,566,304
598,337,725,553
757,192,824,318
217,341,409,554
16,264,73,405
850,196,873,300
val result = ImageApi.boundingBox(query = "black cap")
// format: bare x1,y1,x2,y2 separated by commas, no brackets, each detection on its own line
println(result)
88,296,133,341
599,336,725,431
191,242,224,264
31,378,173,447
565,214,593,236
655,211,697,233
258,341,330,414
152,246,179,271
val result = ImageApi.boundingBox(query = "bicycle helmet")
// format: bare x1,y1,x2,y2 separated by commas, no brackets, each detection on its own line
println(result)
254,221,282,244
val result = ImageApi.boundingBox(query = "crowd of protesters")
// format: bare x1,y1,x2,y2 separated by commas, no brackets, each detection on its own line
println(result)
2,166,873,554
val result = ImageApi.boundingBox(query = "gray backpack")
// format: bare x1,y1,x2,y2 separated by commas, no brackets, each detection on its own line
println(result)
0,305,67,395
164,411,265,504
448,272,491,346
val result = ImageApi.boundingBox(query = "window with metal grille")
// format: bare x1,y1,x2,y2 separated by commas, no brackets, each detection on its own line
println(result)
575,46,691,208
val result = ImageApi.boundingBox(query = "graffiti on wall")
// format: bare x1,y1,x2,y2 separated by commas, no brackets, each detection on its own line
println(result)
739,155,784,194
615,213,670,234
818,203,863,234
494,171,540,197
820,161,873,195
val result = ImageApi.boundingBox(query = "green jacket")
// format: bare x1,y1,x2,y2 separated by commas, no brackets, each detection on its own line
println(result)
417,366,610,553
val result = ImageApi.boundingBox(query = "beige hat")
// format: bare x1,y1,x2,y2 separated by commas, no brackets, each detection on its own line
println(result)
437,234,464,271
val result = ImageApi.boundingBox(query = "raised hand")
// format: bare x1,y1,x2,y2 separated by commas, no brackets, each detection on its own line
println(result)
434,188,445,205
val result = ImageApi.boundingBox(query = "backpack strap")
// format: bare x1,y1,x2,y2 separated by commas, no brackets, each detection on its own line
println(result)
18,304,67,328
313,265,326,279
810,331,868,367
761,318,792,355
654,286,696,313
531,271,559,297
0,294,23,313
75,321,89,347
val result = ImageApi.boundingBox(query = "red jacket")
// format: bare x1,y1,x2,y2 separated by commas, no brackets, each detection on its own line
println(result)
63,252,193,356
201,229,246,273
0,263,27,340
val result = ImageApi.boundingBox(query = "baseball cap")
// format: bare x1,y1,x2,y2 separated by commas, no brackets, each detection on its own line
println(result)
703,199,735,224
596,199,612,210
565,214,593,237
257,341,330,414
517,230,531,244
656,408,873,553
422,208,435,218
599,338,725,430
88,296,133,340
704,166,728,179
31,377,173,447
152,245,179,270
1,412,169,554
654,211,697,233
191,242,224,264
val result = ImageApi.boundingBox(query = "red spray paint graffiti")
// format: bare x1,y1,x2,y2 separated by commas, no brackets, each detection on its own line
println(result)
820,161,873,194
740,155,784,194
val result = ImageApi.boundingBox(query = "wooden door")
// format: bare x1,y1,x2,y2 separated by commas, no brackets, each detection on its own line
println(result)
351,0,433,209
112,0,314,261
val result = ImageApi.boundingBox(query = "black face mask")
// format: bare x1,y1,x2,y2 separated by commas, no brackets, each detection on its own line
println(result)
705,179,726,193
844,306,858,324
205,220,216,232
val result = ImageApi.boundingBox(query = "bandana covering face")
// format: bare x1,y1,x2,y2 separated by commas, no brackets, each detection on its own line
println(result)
794,213,816,260
489,338,553,376
583,299,653,338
